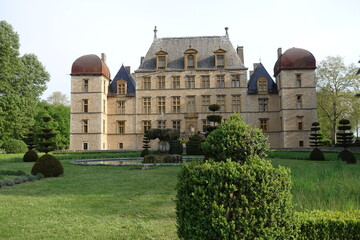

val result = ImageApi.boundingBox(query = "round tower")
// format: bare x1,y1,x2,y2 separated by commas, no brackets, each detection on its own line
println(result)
274,48,317,148
70,54,110,150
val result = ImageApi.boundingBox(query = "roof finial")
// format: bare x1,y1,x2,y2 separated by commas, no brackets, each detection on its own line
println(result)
225,27,229,38
154,26,158,40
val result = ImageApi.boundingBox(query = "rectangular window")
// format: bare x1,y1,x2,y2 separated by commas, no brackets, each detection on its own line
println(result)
103,80,106,93
117,101,125,114
297,116,304,130
103,120,106,133
157,120,166,129
82,120,88,133
296,74,302,87
217,75,225,88
157,76,165,89
172,96,180,113
119,143,123,149
232,75,240,88
83,99,88,112
259,98,268,112
202,119,210,132
158,56,166,69
202,95,211,112
186,75,195,89
297,95,303,109
172,76,180,89
117,121,125,134
83,79,89,92
103,100,106,113
201,75,210,88
143,120,151,133
216,55,225,68
299,141,304,147
83,142,89,150
216,95,226,112
232,95,241,112
258,78,268,93
187,96,195,113
259,119,269,132
117,82,126,94
158,96,165,114
172,120,181,129
143,97,151,114
143,77,151,90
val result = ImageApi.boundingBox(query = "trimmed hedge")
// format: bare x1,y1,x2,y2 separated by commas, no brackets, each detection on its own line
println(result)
185,134,204,155
23,149,39,162
176,158,296,239
297,210,360,240
31,154,64,177
1,139,27,154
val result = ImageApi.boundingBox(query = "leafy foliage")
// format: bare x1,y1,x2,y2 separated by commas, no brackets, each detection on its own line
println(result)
1,139,27,154
185,134,204,155
176,158,296,239
31,154,64,177
202,113,269,163
0,21,50,141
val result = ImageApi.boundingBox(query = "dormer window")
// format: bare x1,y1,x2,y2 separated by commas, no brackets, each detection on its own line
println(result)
257,77,268,94
117,80,127,95
155,49,168,70
214,47,227,69
184,46,198,70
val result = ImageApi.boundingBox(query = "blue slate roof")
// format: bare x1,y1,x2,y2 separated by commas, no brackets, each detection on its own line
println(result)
247,63,278,94
109,65,136,96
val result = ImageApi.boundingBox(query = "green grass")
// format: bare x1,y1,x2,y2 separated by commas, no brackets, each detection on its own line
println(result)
0,152,359,239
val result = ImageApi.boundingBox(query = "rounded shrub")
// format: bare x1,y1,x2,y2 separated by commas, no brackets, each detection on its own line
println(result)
31,154,64,177
176,158,297,239
23,149,39,162
169,139,183,155
202,113,269,163
309,148,325,161
185,134,204,155
338,150,357,164
2,139,27,154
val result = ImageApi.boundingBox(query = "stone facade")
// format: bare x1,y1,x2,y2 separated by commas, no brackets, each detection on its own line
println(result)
70,30,317,151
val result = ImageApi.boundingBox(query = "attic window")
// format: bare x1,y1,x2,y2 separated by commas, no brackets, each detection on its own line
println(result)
257,78,268,94
117,80,127,95
155,49,168,70
184,46,198,70
214,47,227,69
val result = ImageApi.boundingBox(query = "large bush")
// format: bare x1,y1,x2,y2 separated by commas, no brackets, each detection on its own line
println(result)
202,113,269,163
31,154,64,177
1,139,27,154
176,158,297,239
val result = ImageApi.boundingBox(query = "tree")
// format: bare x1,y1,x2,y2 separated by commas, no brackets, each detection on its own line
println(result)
33,101,70,150
0,21,50,141
46,91,69,106
309,122,325,161
205,104,222,135
316,56,360,145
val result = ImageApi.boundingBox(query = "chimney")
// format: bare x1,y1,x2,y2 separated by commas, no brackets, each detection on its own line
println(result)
101,53,106,63
249,70,254,77
253,63,260,70
140,56,145,65
154,26,158,40
125,66,131,74
225,27,229,38
277,48,282,58
237,46,244,64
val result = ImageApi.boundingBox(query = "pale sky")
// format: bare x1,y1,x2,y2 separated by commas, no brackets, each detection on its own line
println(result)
1,0,359,99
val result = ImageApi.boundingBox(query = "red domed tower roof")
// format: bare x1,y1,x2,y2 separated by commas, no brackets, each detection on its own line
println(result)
274,48,316,76
71,54,110,79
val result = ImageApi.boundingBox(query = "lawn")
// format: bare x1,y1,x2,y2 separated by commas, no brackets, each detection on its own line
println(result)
0,152,359,239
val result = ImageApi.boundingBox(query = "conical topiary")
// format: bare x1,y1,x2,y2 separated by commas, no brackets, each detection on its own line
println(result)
309,122,325,161
205,104,222,135
140,135,151,157
32,114,64,177
23,128,39,162
337,119,356,164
